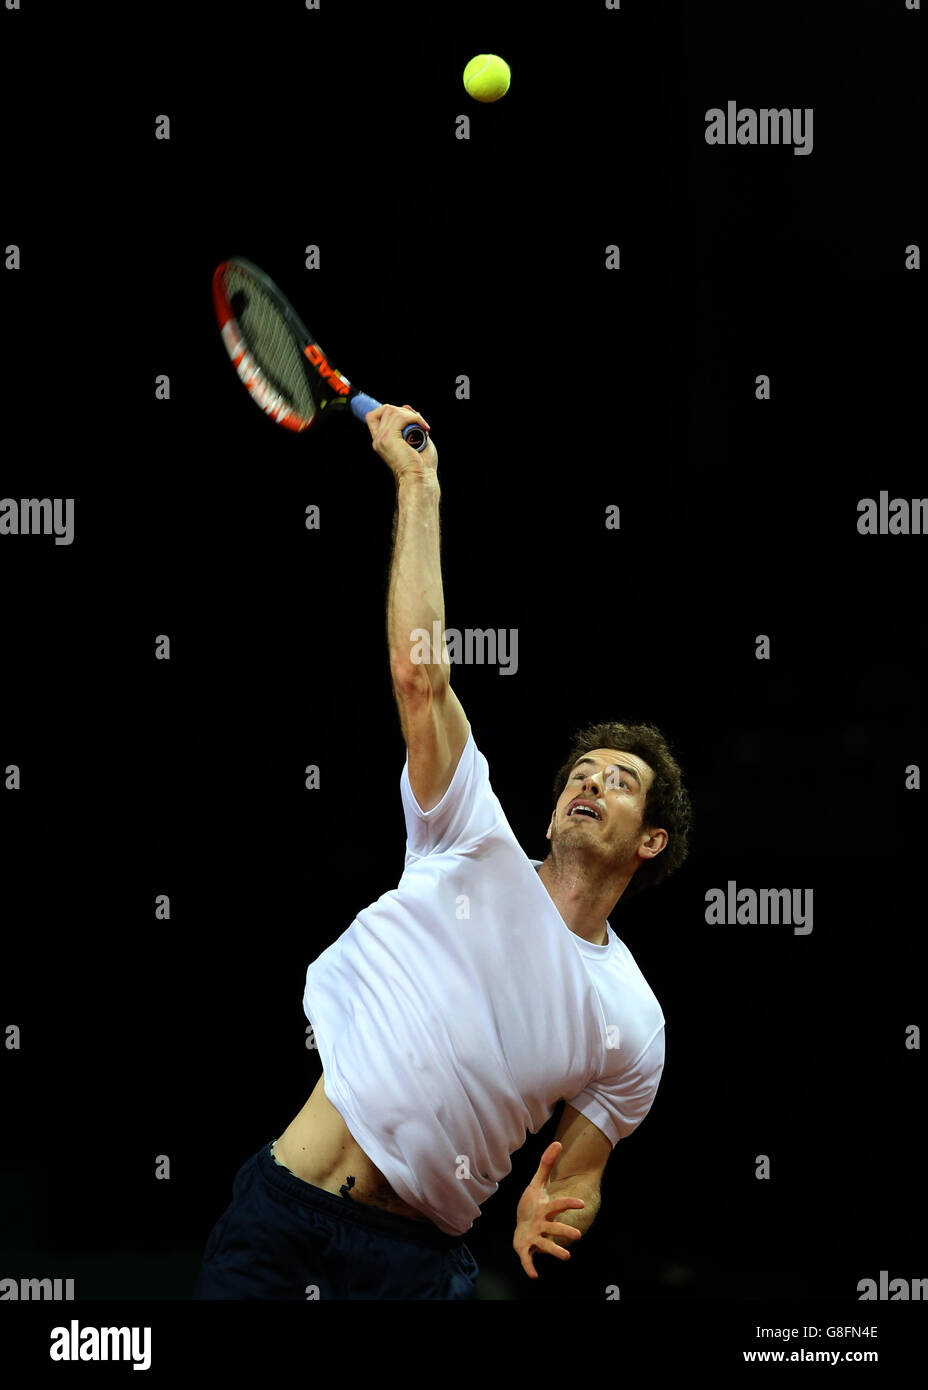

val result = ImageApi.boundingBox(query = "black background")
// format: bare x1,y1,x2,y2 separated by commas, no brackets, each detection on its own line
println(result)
1,0,925,1335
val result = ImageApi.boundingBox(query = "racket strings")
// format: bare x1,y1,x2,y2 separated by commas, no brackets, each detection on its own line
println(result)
221,264,318,419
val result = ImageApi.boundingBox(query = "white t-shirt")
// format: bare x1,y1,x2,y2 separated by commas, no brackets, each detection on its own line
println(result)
303,723,665,1236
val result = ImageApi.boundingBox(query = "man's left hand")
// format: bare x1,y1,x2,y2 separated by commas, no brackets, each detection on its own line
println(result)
512,1141,585,1280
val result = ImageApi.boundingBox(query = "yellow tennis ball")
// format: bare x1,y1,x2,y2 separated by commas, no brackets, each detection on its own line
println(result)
463,54,511,103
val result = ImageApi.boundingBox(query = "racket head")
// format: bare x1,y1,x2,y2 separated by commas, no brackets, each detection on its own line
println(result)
212,258,353,433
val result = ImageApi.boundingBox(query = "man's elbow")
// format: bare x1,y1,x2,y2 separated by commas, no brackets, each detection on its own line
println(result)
391,656,449,698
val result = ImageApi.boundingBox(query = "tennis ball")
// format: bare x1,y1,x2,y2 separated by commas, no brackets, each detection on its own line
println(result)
463,54,511,103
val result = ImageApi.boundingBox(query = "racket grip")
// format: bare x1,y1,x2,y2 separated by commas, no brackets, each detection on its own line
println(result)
350,392,428,453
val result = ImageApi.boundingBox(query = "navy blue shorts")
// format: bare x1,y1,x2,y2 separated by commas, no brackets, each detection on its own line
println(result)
192,1140,479,1301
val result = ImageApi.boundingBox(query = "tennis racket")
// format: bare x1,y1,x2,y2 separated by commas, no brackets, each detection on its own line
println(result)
212,258,428,451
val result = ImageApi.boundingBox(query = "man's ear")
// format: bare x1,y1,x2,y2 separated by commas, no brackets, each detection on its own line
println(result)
638,828,668,859
545,811,554,841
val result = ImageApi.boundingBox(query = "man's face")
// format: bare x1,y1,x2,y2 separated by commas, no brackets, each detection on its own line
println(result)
546,747,660,874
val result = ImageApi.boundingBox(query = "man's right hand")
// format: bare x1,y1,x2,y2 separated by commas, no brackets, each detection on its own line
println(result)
365,403,437,481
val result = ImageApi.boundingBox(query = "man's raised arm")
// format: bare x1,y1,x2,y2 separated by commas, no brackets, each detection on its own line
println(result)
366,403,469,813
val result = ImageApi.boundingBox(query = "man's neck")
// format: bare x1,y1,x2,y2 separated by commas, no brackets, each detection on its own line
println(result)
536,857,626,946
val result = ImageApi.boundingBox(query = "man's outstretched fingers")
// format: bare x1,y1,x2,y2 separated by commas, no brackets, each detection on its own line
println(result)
531,1140,563,1186
548,1195,586,1217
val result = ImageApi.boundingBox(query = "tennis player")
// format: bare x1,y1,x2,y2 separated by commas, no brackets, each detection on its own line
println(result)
192,405,691,1300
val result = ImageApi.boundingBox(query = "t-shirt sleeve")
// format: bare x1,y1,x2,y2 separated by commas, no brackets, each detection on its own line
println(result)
400,723,504,859
565,1025,666,1150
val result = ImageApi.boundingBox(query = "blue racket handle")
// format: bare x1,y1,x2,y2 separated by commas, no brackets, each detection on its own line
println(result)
350,392,428,452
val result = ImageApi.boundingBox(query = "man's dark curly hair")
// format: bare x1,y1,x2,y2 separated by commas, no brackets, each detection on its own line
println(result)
551,720,692,900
